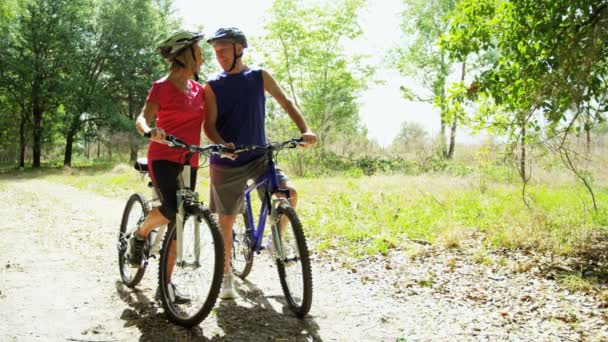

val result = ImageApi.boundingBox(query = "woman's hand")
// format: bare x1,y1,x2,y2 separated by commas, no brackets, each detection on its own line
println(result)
149,128,166,143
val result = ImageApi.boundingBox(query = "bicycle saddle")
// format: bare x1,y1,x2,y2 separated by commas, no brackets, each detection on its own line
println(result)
134,158,148,173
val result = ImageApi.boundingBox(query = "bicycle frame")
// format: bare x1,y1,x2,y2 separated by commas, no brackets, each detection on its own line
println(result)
243,154,290,258
129,160,203,266
174,163,203,267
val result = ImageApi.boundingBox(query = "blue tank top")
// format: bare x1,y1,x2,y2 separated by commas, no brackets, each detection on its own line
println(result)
207,68,266,166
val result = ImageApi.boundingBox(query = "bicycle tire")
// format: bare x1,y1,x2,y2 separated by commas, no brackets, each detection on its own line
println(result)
275,205,313,318
158,209,224,327
118,193,148,287
231,209,254,279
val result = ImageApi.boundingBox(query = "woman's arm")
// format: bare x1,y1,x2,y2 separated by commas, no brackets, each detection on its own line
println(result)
135,101,165,143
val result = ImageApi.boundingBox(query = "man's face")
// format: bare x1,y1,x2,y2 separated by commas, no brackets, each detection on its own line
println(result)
212,40,242,71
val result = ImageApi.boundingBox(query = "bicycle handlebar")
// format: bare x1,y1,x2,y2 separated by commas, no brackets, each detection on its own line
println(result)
143,131,229,157
143,131,303,157
232,138,304,155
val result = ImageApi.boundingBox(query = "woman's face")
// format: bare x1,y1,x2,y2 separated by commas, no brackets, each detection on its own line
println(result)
192,43,204,73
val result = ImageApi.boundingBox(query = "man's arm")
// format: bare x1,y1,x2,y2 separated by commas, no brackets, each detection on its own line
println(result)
262,70,317,146
203,83,229,145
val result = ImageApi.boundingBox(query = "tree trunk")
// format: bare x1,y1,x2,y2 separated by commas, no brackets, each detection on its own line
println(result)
447,118,457,159
520,125,526,182
447,60,466,160
439,83,448,158
64,115,82,167
32,80,42,168
129,142,138,162
63,130,75,167
19,109,26,168
585,118,591,155
97,139,101,159
440,111,447,158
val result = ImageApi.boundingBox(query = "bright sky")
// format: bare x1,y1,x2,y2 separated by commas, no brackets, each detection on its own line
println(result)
173,0,442,147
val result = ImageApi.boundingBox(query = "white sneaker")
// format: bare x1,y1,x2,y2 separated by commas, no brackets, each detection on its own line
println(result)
219,272,238,300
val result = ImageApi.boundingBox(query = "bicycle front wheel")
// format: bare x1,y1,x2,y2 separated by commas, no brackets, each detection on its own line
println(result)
118,193,148,287
275,205,313,318
158,210,224,327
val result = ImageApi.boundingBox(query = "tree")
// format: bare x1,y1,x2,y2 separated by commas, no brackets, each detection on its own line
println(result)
391,121,428,153
60,0,181,166
394,0,465,159
261,0,373,147
443,0,608,181
100,0,178,162
0,0,28,167
0,0,95,168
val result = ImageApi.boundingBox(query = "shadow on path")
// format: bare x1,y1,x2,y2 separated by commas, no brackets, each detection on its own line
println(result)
115,278,321,341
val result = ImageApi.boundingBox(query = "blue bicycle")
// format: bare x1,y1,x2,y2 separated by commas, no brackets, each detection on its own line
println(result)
230,138,313,318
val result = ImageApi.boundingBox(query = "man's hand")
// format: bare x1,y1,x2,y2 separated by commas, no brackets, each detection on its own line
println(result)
220,142,238,160
300,131,317,148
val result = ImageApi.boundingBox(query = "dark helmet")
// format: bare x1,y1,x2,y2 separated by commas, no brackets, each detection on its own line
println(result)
207,27,248,48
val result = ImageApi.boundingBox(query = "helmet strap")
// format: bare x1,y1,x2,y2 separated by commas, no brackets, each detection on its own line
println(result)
227,43,243,72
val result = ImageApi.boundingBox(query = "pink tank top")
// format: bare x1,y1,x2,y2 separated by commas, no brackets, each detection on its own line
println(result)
145,78,206,166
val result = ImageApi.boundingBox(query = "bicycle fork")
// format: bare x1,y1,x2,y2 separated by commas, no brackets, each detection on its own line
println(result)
270,198,290,261
174,165,203,268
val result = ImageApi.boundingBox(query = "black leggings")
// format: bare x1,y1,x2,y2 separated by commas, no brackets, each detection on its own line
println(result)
150,160,197,221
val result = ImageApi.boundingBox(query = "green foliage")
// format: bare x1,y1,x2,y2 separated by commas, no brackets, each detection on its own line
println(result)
0,0,183,167
395,0,457,100
391,121,428,153
443,0,608,139
394,0,468,158
261,0,374,148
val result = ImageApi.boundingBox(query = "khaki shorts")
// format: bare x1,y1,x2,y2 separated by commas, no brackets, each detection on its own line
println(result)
209,155,289,215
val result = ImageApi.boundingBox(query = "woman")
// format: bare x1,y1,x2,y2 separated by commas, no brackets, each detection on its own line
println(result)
130,30,206,303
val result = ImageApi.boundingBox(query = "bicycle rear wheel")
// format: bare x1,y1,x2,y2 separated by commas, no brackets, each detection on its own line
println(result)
275,205,313,318
158,210,224,327
231,209,254,279
118,193,148,287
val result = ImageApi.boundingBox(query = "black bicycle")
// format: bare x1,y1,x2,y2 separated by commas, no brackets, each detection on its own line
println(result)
118,134,226,327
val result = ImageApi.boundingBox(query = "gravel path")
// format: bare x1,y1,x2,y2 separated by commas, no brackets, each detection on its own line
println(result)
1,177,607,341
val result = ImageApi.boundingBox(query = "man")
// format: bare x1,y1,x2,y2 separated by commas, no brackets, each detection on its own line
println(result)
203,27,317,299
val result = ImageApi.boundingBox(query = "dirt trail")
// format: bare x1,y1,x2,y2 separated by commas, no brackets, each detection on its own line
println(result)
1,177,607,341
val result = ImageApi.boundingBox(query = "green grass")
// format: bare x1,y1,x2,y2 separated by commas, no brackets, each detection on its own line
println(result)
295,174,608,257
561,274,595,293
7,162,607,259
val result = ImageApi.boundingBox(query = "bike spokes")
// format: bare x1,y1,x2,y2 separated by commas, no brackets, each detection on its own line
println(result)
118,194,148,287
231,212,254,279
158,213,224,327
275,206,313,317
